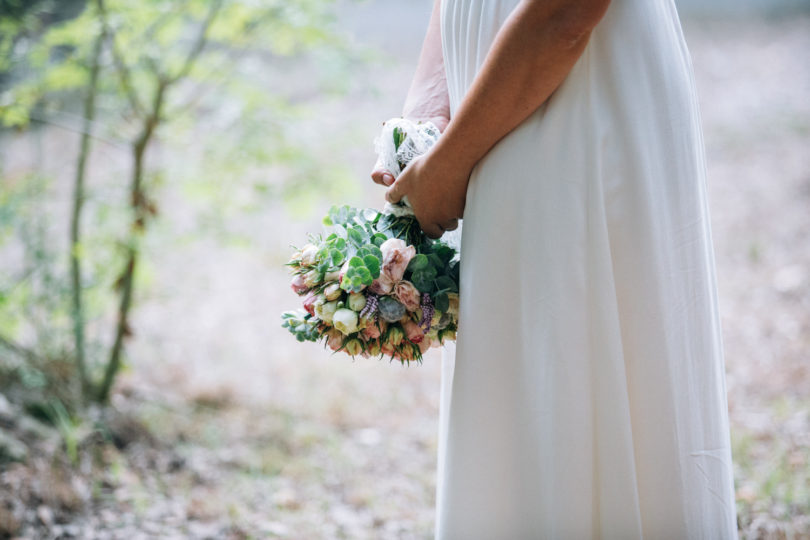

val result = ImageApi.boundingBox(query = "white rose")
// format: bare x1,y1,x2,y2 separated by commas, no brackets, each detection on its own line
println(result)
316,301,339,324
347,292,367,312
333,308,359,335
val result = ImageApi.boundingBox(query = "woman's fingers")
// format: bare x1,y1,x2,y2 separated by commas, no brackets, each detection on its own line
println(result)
385,177,406,204
441,218,459,232
422,222,445,239
371,169,395,186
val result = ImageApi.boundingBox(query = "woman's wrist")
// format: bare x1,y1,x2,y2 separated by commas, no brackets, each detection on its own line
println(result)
426,134,475,198
401,109,449,132
430,120,480,175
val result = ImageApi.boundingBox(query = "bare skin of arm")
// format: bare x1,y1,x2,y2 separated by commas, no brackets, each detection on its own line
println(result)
371,0,450,188
382,0,611,238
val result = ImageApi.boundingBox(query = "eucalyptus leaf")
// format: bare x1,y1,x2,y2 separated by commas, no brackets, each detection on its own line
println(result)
363,255,381,278
435,276,457,293
408,253,429,272
427,253,444,270
372,233,387,246
347,227,363,245
330,248,345,266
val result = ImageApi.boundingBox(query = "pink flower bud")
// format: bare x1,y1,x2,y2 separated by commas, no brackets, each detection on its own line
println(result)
290,274,308,295
365,340,381,357
300,244,319,266
323,282,342,301
325,329,343,351
399,345,415,362
381,341,396,357
302,292,318,316
387,326,404,347
344,338,363,357
401,319,424,344
338,261,350,283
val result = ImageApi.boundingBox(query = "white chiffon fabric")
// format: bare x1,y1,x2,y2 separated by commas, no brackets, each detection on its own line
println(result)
435,0,738,538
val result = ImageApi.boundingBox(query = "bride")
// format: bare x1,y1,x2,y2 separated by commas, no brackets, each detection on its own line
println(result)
372,0,738,538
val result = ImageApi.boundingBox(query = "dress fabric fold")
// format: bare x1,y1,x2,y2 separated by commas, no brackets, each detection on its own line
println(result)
435,0,738,537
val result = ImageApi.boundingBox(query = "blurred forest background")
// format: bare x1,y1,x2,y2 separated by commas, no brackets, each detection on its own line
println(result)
0,0,808,538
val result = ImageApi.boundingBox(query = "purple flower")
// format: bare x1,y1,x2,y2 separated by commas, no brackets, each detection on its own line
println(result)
360,293,379,319
419,293,434,331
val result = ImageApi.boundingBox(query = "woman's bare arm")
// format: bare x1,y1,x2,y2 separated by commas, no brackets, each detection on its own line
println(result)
371,0,450,188
402,0,451,127
386,0,611,238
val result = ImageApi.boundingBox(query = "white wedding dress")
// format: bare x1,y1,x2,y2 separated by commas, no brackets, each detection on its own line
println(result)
435,0,738,538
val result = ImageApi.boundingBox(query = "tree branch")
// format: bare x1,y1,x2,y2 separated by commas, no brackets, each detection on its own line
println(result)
168,0,223,86
95,0,145,117
97,79,167,404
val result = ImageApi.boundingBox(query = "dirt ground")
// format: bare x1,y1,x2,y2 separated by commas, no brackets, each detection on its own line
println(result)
1,11,809,540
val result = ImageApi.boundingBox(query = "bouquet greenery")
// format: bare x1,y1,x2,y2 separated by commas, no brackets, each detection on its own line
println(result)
282,204,459,363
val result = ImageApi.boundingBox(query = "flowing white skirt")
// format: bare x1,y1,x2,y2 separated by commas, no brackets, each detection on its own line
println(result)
435,0,738,538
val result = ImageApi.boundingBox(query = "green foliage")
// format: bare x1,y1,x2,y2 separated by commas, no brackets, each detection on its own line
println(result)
0,0,359,410
281,311,321,343
316,204,460,298
283,204,461,363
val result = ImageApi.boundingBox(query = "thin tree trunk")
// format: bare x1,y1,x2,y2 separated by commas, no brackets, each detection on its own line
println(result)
96,1,218,403
70,30,104,399
97,83,165,404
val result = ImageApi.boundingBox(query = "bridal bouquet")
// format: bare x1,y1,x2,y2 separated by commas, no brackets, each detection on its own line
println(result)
281,119,460,363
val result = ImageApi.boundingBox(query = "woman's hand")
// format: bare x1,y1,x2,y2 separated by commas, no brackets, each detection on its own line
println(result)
384,144,467,239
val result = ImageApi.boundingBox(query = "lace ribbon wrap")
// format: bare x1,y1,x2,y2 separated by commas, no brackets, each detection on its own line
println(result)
373,117,462,252
374,118,440,218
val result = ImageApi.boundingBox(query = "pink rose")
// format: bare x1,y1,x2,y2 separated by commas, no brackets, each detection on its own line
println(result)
401,319,424,344
380,238,416,283
290,274,308,295
418,336,432,354
369,272,394,295
394,280,421,312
